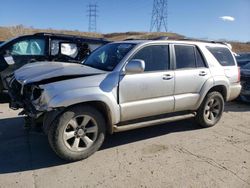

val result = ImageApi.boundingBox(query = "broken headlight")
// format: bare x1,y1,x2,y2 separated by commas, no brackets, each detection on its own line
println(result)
30,85,46,110
30,85,52,112
32,86,43,101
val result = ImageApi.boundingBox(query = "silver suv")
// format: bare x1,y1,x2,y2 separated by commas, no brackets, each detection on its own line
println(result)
7,40,241,161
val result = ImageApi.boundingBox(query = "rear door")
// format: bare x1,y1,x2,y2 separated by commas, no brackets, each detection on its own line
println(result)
173,44,211,111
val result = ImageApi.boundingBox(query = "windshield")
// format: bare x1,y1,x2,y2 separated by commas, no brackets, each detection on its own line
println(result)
84,43,136,71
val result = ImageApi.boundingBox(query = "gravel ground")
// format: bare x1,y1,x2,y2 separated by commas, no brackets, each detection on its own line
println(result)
0,101,249,188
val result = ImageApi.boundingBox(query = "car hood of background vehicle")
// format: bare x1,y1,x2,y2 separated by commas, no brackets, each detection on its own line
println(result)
14,61,107,85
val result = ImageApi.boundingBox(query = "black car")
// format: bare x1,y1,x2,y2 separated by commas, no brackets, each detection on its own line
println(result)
240,63,250,102
0,33,109,93
236,52,250,67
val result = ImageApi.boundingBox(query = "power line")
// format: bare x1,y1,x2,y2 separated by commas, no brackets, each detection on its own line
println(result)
87,3,98,32
150,0,168,32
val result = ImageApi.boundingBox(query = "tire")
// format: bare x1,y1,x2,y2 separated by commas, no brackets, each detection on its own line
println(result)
195,91,224,128
48,105,106,161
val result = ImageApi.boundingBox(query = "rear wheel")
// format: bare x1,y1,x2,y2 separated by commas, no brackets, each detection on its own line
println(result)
48,105,106,161
195,91,224,128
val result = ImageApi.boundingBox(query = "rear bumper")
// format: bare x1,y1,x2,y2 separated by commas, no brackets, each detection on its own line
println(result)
228,83,241,101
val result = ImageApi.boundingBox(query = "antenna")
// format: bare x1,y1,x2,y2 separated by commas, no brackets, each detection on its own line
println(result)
87,3,98,32
150,0,168,32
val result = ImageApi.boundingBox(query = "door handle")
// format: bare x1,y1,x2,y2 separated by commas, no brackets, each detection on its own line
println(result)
199,71,207,76
162,74,173,80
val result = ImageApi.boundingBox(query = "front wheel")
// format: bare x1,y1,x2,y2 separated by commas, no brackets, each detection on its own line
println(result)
195,91,224,128
48,105,106,161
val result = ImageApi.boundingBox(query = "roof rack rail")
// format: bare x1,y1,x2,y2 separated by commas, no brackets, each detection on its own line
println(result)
123,38,136,41
152,36,169,40
178,38,229,44
123,36,170,41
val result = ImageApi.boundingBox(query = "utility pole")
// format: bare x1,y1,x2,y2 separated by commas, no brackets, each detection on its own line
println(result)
150,0,168,32
87,3,98,32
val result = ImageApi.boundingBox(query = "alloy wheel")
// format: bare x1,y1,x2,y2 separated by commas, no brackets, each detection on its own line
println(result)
204,97,222,123
63,115,98,152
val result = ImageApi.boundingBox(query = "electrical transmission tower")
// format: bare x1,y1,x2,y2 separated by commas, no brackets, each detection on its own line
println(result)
87,3,98,32
150,0,168,32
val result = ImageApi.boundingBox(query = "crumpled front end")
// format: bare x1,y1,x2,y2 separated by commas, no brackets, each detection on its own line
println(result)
6,61,108,118
7,76,46,118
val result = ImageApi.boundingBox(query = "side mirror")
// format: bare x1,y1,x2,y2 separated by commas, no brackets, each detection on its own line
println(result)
125,59,145,74
59,42,78,58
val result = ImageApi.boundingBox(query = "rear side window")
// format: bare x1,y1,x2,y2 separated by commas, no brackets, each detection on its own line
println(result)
51,39,69,56
207,47,235,66
132,45,169,72
175,45,196,69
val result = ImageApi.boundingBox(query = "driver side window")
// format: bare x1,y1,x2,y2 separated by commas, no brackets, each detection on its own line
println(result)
8,39,45,56
132,45,169,72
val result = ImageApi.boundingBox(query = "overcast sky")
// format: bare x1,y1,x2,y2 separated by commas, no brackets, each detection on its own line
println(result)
0,0,249,41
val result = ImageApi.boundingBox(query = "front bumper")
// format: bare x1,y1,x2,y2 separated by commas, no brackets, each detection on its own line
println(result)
7,77,43,118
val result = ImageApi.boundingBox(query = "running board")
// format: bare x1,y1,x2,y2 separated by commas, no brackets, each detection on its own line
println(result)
113,113,196,132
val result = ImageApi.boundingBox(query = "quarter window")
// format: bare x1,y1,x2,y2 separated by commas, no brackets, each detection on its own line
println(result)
132,45,169,72
206,47,235,66
9,39,45,55
175,45,196,69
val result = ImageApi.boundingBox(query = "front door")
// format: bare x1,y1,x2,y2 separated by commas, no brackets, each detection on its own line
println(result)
119,44,175,121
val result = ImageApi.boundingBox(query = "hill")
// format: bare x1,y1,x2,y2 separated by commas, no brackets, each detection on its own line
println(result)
0,25,249,52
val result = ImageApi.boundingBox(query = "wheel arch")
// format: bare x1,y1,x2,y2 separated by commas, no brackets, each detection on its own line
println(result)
207,85,227,101
43,100,115,135
196,80,229,110
76,101,114,134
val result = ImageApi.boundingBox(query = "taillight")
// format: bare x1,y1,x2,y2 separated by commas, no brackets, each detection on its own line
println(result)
238,67,241,82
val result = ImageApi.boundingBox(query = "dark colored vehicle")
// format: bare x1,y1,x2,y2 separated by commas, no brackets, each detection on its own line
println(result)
0,41,4,45
235,52,250,102
236,52,250,67
239,63,250,102
0,33,109,93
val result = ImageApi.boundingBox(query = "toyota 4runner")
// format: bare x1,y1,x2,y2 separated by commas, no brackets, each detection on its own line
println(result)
7,40,241,161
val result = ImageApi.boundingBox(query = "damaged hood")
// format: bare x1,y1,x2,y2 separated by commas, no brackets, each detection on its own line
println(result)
14,61,106,85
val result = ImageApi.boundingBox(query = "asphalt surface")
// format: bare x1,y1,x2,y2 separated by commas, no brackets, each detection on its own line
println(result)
0,100,250,188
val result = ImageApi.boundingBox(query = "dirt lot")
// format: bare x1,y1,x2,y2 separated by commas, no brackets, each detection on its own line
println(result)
0,100,249,188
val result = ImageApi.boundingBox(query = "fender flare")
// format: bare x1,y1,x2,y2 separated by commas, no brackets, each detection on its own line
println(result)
195,76,229,109
47,87,120,124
